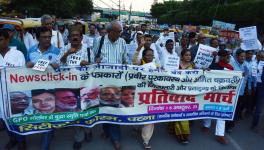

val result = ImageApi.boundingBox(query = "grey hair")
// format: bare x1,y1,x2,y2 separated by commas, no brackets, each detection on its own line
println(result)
41,14,52,23
106,20,123,32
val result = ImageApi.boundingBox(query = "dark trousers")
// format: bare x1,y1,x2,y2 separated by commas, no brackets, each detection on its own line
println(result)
252,83,264,128
226,96,245,129
103,124,121,142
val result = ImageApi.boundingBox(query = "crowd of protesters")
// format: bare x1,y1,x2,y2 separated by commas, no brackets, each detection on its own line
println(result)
0,14,264,150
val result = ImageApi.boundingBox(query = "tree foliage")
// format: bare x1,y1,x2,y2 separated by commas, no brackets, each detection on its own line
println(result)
151,0,264,29
1,0,93,18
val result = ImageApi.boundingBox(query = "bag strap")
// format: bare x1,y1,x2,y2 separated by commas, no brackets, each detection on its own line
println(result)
87,47,91,63
96,35,105,58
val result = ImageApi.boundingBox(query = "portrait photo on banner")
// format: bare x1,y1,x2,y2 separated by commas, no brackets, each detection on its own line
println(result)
99,85,136,108
9,91,32,116
80,86,100,110
54,88,81,113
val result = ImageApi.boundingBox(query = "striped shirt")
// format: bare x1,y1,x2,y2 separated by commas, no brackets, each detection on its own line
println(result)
93,35,128,64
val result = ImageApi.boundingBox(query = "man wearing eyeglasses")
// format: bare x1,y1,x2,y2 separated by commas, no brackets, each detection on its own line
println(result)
41,14,64,49
10,91,31,115
27,26,60,69
99,86,122,107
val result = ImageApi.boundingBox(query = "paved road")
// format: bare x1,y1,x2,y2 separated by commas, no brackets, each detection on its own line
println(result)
0,116,263,150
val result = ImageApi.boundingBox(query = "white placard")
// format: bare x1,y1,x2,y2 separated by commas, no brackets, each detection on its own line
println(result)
194,44,217,69
68,54,81,66
126,44,137,64
33,59,49,71
239,26,258,50
162,54,180,70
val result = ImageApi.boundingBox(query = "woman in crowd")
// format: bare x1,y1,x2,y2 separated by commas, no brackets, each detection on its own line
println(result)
132,48,158,149
168,49,194,144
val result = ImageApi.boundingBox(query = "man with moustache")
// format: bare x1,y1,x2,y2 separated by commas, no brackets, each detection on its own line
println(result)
55,89,79,112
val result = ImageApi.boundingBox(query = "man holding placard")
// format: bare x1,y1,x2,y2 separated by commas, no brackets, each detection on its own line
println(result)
59,26,94,67
160,39,180,70
27,27,60,71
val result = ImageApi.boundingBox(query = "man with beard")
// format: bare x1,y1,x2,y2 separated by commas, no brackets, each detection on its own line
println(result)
55,89,79,112
99,86,121,107
80,87,100,110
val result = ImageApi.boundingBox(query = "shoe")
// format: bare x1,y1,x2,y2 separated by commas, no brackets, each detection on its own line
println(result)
5,139,18,150
73,141,82,150
17,140,27,150
143,142,151,149
112,141,121,150
201,126,210,133
181,139,189,144
85,132,92,143
216,136,228,145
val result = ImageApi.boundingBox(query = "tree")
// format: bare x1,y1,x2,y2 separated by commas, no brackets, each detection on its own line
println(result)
1,0,93,18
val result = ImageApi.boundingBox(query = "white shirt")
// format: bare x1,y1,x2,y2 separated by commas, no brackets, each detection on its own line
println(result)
0,48,25,118
0,48,25,67
160,48,180,70
23,32,36,50
59,43,94,66
51,30,64,49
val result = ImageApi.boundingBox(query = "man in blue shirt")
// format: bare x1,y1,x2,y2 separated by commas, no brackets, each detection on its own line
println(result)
27,27,60,69
27,26,60,150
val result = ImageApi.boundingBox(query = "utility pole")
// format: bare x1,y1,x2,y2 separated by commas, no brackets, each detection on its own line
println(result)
119,0,121,21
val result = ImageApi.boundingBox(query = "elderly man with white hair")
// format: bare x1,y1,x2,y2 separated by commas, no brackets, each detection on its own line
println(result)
93,20,128,150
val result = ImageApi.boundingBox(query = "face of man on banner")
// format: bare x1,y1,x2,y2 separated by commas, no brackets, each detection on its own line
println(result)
121,86,135,107
10,92,30,115
99,86,121,107
80,87,100,109
55,89,78,112
32,90,56,114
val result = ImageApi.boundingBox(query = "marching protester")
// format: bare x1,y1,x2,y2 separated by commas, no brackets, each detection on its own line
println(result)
26,26,60,150
134,34,160,65
226,49,248,132
133,47,158,149
2,24,28,59
93,20,128,150
244,50,257,115
84,23,99,48
0,29,27,150
168,49,194,144
58,26,94,150
251,50,264,130
202,49,234,145
190,33,206,60
57,21,69,46
1,6,264,150
187,32,197,49
175,35,189,56
41,14,64,49
160,39,180,71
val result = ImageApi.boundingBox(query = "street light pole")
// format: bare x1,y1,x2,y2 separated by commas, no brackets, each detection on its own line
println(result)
119,0,121,21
